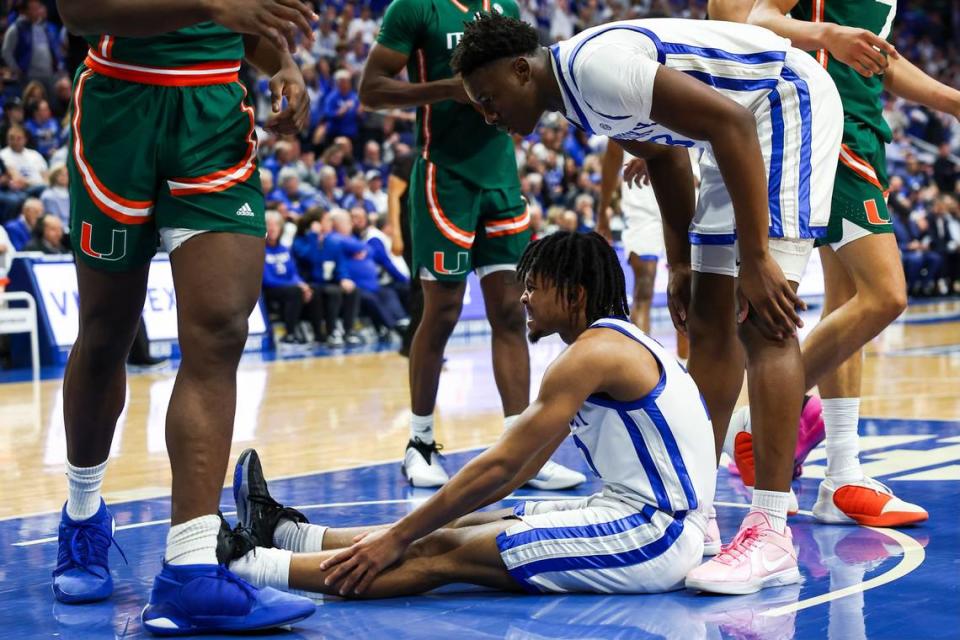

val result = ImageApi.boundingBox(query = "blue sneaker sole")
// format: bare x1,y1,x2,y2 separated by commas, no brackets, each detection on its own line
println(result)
52,579,113,604
141,605,315,636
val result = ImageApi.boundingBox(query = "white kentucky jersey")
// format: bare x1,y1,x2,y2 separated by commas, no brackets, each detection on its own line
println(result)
568,317,715,515
550,19,841,241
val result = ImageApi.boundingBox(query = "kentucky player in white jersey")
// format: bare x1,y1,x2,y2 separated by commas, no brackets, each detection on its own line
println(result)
450,13,843,594
219,232,721,598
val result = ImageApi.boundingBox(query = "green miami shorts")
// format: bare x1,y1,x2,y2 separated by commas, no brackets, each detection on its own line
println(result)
68,67,264,272
409,157,531,281
816,124,892,248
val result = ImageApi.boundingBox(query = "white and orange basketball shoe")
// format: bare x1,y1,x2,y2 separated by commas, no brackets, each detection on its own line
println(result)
811,476,928,527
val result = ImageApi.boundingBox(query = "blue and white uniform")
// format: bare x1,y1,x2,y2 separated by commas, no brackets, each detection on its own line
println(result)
551,19,843,281
619,147,700,261
497,318,715,593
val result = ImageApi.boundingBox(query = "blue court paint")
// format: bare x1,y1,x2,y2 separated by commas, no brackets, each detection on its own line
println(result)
0,417,957,639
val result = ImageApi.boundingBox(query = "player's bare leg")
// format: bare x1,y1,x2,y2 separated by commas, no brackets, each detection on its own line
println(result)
479,270,529,416
408,280,466,417
166,233,265,525
686,272,745,459
801,235,906,391
64,261,150,466
286,521,521,597
314,508,515,550
628,254,658,334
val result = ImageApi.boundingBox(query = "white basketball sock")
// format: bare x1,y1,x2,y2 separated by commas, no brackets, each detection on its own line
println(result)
229,547,292,590
273,519,328,553
409,413,434,445
822,398,863,485
66,459,108,521
165,514,220,565
503,415,520,430
750,489,790,533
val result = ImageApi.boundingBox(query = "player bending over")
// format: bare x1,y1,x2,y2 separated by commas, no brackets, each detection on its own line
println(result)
226,232,720,597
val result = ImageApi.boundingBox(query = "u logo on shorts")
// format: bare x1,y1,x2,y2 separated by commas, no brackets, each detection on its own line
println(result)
79,221,127,261
433,251,469,276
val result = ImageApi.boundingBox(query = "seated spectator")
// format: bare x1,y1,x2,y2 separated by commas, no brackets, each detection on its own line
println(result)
0,224,13,293
24,212,67,254
328,209,407,339
557,209,579,233
927,194,960,294
0,153,28,222
269,168,315,217
340,174,377,214
3,196,42,250
364,169,388,215
347,4,378,46
24,99,60,159
351,205,410,308
312,19,339,60
933,142,958,194
314,165,344,211
0,97,25,151
292,209,363,346
263,211,324,345
893,205,941,296
528,202,546,241
1,125,47,193
40,163,68,225
360,141,384,177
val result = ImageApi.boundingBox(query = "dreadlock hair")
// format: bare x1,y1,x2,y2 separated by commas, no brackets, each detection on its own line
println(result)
516,231,629,325
450,11,540,77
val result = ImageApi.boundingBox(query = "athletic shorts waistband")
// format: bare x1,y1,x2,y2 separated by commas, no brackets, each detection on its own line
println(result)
84,51,241,87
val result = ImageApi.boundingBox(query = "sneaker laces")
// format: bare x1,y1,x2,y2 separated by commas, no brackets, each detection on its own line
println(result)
55,520,127,576
213,564,258,605
859,477,893,496
714,526,762,566
410,437,444,461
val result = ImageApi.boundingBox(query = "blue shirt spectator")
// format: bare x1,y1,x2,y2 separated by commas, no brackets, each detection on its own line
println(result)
24,100,59,159
323,71,361,142
2,196,41,250
263,242,304,289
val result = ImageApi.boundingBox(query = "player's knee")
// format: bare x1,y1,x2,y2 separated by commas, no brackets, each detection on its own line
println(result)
488,298,525,335
408,528,459,559
180,306,250,359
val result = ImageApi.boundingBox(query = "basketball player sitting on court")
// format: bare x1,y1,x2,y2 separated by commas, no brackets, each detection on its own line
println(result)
225,231,717,597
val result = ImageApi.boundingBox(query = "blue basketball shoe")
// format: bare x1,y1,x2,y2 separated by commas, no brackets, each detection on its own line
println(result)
140,562,315,636
53,499,123,604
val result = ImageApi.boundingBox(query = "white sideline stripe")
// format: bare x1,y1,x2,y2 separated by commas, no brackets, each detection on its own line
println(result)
712,501,927,618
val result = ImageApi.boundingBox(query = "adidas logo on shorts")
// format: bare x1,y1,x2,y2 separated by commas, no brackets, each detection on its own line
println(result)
236,202,255,217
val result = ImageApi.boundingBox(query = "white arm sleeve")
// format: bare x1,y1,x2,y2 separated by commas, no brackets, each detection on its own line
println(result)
572,34,661,126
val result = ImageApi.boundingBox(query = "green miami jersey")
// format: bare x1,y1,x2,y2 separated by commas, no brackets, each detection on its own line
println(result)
377,0,520,190
790,0,897,143
83,24,243,67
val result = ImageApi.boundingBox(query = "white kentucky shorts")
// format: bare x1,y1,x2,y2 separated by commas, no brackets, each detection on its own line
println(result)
497,490,706,594
620,182,664,261
689,48,843,283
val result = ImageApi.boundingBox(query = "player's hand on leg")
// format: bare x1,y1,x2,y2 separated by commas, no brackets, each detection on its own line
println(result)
320,528,407,596
737,255,806,341
265,60,310,135
209,0,317,53
826,25,898,78
667,263,692,336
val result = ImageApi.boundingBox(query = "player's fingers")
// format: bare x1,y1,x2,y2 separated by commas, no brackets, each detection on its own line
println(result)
273,2,314,45
264,13,297,52
861,46,888,72
777,292,803,329
355,569,378,595
279,0,319,27
864,31,898,58
262,25,287,54
736,289,749,325
319,548,352,571
324,557,358,587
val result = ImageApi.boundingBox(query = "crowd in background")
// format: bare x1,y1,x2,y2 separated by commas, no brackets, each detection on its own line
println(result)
0,0,958,347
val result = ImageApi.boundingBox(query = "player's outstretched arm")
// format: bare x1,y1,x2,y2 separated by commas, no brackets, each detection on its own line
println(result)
648,65,804,340
748,0,897,77
359,44,466,111
883,56,960,120
57,0,314,53
318,345,600,595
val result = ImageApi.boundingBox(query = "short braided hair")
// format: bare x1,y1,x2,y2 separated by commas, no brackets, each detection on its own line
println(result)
450,11,540,76
516,231,629,324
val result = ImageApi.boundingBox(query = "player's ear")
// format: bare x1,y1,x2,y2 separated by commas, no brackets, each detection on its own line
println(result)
513,56,531,82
